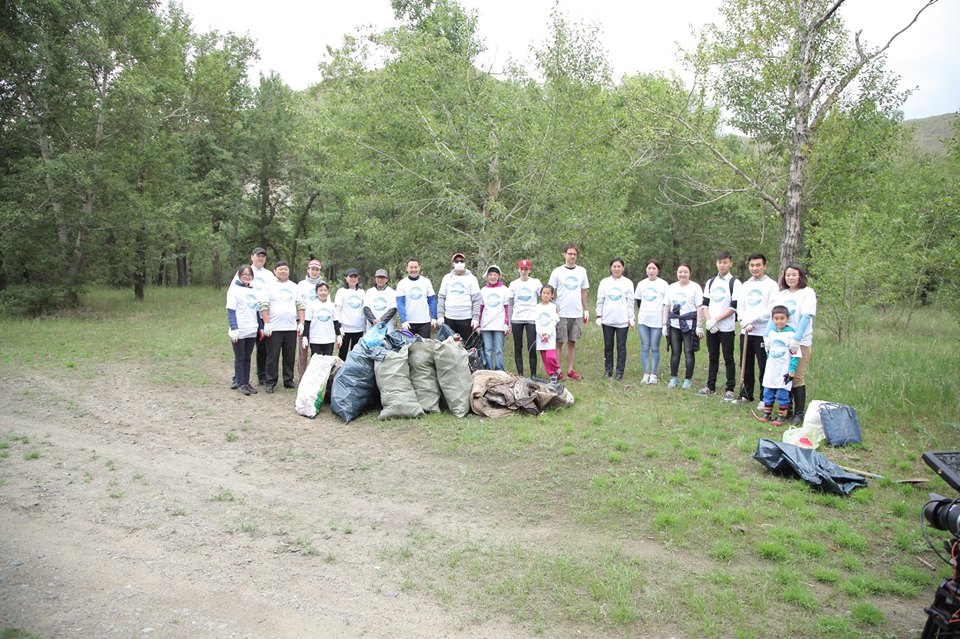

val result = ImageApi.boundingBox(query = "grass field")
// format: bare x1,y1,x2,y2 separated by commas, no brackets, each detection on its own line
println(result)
1,286,958,638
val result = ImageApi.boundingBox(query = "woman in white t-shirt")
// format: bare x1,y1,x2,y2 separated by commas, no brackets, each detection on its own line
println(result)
508,259,542,377
334,268,365,360
226,265,260,396
769,263,817,425
596,258,635,381
634,259,669,385
662,263,703,390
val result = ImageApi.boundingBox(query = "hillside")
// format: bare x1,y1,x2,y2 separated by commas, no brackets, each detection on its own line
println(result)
904,112,957,156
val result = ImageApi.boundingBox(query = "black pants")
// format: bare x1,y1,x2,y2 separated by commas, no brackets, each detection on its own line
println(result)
232,337,256,386
310,342,334,356
266,330,297,386
739,333,767,401
511,321,537,377
706,330,736,392
338,331,362,361
446,317,481,351
669,327,696,379
602,324,629,375
255,335,267,383
409,322,432,339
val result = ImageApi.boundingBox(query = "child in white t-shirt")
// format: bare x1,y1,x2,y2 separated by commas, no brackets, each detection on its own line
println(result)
535,285,561,382
760,305,801,425
302,282,341,356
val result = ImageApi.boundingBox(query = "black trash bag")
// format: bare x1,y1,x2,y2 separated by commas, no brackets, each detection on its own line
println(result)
753,438,867,495
330,339,389,423
436,323,455,342
385,329,422,350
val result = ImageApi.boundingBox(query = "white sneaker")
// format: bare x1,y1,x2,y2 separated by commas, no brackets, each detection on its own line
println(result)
649,374,658,384
756,401,765,412
641,374,650,384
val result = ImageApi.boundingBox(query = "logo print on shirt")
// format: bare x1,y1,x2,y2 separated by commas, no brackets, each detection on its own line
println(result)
673,291,688,307
348,294,363,309
564,275,579,291
538,311,553,327
253,276,264,291
279,287,294,303
409,286,424,300
486,293,502,308
245,293,258,310
450,282,466,296
642,287,658,302
317,309,333,323
373,297,388,313
784,299,798,318
516,287,533,302
747,289,763,306
769,337,789,360
710,285,728,304
608,286,624,302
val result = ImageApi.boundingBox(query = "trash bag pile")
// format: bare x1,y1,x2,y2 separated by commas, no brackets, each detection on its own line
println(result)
319,323,574,423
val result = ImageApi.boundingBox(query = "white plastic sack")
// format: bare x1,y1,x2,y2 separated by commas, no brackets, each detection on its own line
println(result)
782,420,826,449
296,355,340,418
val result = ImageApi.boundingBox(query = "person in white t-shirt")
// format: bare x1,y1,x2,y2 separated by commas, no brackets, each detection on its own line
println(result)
759,305,801,425
226,264,260,396
548,243,590,381
634,259,669,384
334,268,365,360
663,263,703,390
437,251,482,349
243,247,277,385
364,269,398,332
735,253,780,405
508,259,542,377
699,251,742,400
302,281,341,356
259,260,305,393
396,258,437,338
535,285,561,382
478,265,512,371
296,258,323,380
595,257,634,381
767,263,817,425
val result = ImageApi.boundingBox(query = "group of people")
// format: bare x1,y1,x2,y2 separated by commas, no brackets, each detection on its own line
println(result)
225,245,816,425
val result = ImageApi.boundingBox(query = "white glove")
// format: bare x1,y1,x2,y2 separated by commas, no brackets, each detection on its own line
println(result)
705,319,717,333
583,310,590,323
470,320,479,330
262,323,274,337
228,329,239,344
336,335,343,348
742,322,754,335
301,336,309,350
789,339,801,354
696,326,704,339
339,328,346,338
296,323,304,336
402,322,411,331
430,319,437,330
662,326,669,338
436,316,444,327
595,318,603,327
763,339,771,353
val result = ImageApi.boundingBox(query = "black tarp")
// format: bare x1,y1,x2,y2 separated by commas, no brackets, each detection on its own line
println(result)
753,438,867,495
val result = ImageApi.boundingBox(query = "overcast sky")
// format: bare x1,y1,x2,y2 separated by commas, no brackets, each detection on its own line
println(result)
178,0,959,120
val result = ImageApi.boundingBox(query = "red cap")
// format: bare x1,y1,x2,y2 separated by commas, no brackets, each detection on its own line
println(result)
307,259,322,269
517,259,532,270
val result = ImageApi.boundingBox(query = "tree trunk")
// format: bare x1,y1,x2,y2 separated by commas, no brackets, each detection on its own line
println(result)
134,222,147,301
176,246,188,287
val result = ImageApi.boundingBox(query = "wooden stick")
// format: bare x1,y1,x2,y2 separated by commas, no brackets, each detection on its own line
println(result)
839,465,884,479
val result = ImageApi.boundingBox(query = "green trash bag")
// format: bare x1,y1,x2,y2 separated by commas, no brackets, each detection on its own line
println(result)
408,340,442,413
434,339,472,418
374,346,425,420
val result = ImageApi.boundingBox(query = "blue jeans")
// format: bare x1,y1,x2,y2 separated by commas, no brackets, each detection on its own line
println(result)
481,330,505,371
638,324,662,374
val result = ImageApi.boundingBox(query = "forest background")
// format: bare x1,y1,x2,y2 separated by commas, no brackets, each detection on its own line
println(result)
0,0,957,340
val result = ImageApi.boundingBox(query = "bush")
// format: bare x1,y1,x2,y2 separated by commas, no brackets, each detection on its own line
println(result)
0,285,75,317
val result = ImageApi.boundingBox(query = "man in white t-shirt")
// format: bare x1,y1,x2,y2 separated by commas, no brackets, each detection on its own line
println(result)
699,251,742,400
735,253,780,404
548,243,590,381
247,247,277,385
396,258,437,338
259,260,304,393
364,269,398,332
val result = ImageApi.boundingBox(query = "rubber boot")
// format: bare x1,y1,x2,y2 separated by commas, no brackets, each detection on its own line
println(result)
789,386,806,425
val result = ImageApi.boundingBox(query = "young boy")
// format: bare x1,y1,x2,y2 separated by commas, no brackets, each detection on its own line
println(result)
302,281,341,356
759,305,801,425
535,285,561,382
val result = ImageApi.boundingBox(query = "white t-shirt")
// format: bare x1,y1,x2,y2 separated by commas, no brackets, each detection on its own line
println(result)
634,277,669,328
596,276,635,328
762,327,801,390
249,266,277,303
264,279,302,331
225,281,260,339
364,286,397,325
479,284,512,331
306,298,338,344
298,277,321,307
396,276,435,324
548,265,590,318
508,277,542,323
335,286,366,333
535,303,560,351
704,273,742,333
772,287,817,346
739,276,779,329
665,281,703,329
438,271,480,320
